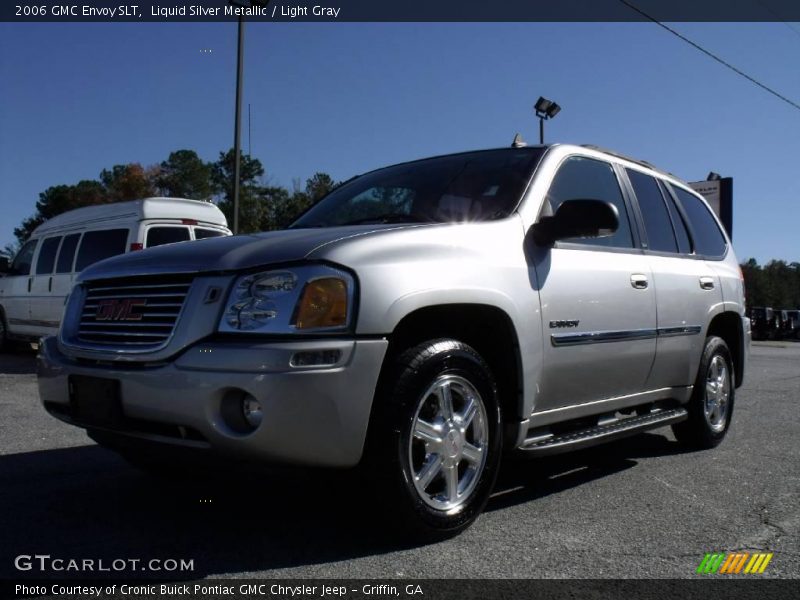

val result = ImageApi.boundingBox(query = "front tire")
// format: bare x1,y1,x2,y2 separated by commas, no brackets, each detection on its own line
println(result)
366,339,502,539
672,336,734,449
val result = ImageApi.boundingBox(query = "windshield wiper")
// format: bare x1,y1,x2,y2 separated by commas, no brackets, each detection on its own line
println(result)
339,213,432,226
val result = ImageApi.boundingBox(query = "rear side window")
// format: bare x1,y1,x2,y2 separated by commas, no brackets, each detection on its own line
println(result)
75,229,129,272
9,239,38,276
660,183,691,254
146,226,190,248
194,228,225,240
56,233,81,273
35,237,62,275
626,170,677,253
546,156,634,249
670,185,727,257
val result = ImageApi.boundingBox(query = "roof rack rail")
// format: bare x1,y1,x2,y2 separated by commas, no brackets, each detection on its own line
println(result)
580,144,661,171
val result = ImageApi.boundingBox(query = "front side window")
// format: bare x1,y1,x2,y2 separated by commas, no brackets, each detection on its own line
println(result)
9,239,38,276
627,170,677,253
75,229,129,272
56,233,81,273
669,185,727,257
545,156,634,249
291,148,544,228
35,236,62,275
146,226,191,248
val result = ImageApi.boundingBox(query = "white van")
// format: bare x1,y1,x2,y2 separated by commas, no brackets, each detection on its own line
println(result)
0,197,230,346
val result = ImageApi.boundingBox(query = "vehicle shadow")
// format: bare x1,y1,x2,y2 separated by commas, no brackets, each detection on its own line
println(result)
0,431,689,580
0,345,37,375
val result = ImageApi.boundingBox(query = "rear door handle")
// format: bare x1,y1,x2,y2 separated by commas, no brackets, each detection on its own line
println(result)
630,274,649,289
48,276,53,292
699,277,715,290
27,277,32,293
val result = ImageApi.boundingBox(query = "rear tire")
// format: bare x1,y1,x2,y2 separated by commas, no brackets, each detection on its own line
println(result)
672,336,734,449
365,339,502,539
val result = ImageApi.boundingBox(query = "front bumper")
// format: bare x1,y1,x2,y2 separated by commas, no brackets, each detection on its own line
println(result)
37,335,388,467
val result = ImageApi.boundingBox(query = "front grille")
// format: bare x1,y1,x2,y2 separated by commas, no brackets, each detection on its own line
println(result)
77,275,194,348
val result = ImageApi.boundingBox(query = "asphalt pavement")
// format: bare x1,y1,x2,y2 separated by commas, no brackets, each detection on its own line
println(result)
0,342,797,580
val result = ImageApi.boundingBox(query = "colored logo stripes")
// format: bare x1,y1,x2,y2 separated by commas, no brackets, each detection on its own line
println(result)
697,552,773,574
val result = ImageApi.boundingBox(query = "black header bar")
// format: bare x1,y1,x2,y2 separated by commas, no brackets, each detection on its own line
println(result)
3,0,800,23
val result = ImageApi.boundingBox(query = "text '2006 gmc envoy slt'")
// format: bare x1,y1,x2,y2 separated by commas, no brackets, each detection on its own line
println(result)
38,143,749,536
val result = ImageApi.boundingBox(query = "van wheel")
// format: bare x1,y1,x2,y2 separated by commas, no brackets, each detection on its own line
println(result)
366,339,502,539
672,336,734,449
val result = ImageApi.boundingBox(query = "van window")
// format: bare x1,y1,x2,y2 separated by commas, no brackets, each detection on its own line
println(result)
546,156,634,249
146,226,190,248
56,233,81,273
195,228,225,240
626,170,677,253
9,239,38,276
75,229,129,271
669,185,727,257
35,236,62,275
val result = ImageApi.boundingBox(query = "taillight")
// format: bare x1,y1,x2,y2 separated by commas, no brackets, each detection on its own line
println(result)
181,218,198,225
739,266,746,301
130,243,143,251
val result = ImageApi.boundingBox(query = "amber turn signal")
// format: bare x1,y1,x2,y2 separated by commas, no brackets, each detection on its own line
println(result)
293,277,348,329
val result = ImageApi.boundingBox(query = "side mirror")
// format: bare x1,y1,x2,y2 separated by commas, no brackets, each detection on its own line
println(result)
531,199,619,246
0,257,9,274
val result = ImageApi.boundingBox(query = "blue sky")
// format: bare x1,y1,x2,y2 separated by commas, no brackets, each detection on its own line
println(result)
1,22,798,262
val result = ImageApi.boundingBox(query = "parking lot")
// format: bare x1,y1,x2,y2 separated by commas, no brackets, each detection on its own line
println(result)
0,342,797,580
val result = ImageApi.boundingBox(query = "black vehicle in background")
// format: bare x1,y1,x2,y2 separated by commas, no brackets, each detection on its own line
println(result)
780,310,800,339
748,307,779,340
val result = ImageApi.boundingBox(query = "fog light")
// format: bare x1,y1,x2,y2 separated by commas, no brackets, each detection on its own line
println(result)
241,394,263,428
220,389,263,434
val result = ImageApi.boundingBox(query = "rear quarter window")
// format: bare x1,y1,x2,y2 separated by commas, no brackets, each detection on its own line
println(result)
669,185,727,257
194,228,226,240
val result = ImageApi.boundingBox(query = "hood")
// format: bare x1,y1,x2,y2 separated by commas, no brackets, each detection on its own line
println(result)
77,225,410,282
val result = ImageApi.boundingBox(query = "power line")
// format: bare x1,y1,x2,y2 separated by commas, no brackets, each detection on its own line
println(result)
753,0,800,41
618,0,800,112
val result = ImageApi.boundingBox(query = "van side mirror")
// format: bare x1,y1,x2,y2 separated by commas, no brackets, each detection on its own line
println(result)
531,199,619,247
0,257,9,274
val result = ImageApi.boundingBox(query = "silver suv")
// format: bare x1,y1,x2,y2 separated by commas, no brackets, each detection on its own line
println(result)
38,144,749,536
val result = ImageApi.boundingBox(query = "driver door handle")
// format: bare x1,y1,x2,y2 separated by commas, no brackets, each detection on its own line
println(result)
630,274,649,289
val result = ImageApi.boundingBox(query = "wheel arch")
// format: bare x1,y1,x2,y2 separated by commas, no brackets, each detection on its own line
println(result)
375,303,524,439
707,311,745,388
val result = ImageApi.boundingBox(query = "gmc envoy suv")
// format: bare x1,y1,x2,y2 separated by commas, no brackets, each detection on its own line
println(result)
38,144,749,536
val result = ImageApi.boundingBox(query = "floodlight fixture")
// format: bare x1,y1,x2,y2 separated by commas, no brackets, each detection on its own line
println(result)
534,96,561,144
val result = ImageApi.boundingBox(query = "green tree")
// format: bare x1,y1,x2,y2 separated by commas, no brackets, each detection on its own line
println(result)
156,150,214,200
15,180,108,243
213,149,266,234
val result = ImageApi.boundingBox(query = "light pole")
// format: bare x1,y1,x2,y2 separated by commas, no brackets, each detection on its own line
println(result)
228,0,269,234
534,96,561,144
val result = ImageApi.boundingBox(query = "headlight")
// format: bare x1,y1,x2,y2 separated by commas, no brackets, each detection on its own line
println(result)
218,265,355,334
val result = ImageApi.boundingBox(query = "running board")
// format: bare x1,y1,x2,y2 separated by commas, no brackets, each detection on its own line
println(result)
519,407,688,456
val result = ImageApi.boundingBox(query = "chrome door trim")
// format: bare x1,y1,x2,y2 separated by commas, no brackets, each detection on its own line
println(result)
551,328,657,346
551,325,701,346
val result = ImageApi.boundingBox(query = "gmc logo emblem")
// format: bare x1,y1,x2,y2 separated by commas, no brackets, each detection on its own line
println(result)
95,299,147,321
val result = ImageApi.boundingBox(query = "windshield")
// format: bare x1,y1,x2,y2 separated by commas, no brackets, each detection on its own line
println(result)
290,148,544,228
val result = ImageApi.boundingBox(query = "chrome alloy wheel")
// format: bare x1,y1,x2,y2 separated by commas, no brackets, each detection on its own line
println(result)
704,355,730,433
408,374,489,511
